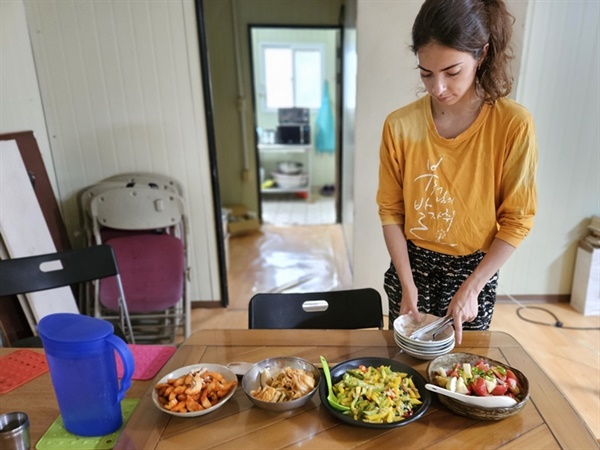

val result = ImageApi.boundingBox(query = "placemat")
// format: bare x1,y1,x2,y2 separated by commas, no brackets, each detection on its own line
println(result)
35,399,138,450
0,349,49,394
115,344,176,380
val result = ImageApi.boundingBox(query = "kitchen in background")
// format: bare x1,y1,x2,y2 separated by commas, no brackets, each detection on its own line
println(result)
250,27,340,225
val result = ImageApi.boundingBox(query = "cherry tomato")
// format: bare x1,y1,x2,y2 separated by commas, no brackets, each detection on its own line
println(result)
470,377,487,396
446,363,460,378
491,383,508,396
475,360,490,372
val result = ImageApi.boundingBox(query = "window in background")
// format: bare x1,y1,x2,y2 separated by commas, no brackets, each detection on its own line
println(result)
262,45,323,110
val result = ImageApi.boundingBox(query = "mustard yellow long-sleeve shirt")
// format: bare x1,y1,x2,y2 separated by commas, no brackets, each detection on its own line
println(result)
377,95,537,256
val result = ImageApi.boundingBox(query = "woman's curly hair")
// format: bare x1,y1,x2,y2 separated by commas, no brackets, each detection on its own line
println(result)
411,0,515,104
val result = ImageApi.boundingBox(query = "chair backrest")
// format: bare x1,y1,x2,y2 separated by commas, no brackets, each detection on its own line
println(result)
248,288,383,330
79,182,182,245
0,245,121,297
0,245,135,344
89,186,187,235
79,182,130,244
103,172,183,196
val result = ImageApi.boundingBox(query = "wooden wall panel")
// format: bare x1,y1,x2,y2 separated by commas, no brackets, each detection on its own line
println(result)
22,0,219,302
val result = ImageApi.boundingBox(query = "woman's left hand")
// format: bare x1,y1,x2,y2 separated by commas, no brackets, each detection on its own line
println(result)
447,286,479,345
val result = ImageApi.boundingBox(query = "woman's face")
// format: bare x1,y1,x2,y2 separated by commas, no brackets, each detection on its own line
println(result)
416,42,480,107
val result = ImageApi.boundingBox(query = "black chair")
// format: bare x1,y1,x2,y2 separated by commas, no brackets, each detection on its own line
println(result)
248,288,383,329
0,245,135,345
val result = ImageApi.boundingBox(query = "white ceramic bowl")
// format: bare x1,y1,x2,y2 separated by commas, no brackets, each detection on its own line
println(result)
395,331,454,351
152,363,237,417
272,172,308,189
277,161,303,175
399,339,455,360
395,331,454,349
394,314,454,343
394,313,455,360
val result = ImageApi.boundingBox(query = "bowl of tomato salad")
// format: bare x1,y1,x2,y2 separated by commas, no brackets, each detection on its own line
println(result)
426,352,529,420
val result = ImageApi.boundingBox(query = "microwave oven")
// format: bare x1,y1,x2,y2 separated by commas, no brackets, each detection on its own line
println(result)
276,124,311,145
278,108,309,124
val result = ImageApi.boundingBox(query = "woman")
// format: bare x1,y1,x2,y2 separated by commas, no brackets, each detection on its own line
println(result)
377,0,537,344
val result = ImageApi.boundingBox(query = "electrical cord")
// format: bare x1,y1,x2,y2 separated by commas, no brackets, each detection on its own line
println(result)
516,306,600,330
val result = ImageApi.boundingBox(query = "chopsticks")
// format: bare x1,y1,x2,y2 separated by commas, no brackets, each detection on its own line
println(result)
409,316,454,341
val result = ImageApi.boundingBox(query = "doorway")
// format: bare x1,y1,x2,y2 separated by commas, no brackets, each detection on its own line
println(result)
249,27,340,226
196,0,348,307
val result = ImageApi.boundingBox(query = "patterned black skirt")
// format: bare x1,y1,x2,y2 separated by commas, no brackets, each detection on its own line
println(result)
384,241,498,330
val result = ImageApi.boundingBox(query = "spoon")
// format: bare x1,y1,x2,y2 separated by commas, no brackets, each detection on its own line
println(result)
425,383,517,408
320,356,349,411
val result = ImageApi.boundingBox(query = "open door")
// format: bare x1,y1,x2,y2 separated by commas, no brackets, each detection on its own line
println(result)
249,26,341,226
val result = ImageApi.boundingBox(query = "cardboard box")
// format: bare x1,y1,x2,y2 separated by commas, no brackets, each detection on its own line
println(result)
570,240,600,316
225,204,260,236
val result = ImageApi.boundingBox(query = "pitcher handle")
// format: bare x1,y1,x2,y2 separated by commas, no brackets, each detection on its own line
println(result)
108,334,135,401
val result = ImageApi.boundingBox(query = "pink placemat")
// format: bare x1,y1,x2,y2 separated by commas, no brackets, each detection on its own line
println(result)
115,344,176,380
0,349,49,394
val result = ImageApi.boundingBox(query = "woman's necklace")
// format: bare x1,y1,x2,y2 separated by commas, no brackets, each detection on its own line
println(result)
432,97,483,139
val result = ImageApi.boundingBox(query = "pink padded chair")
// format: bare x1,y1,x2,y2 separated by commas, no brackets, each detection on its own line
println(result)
99,234,184,313
88,186,190,343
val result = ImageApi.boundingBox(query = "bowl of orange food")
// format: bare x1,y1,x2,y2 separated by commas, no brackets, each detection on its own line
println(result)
242,356,321,412
152,364,238,417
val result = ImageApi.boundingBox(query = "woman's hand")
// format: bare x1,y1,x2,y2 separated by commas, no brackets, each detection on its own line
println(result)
399,283,420,318
449,239,516,344
382,224,420,320
447,284,480,345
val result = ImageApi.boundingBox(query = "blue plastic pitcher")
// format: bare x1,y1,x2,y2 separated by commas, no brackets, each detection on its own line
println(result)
37,313,134,436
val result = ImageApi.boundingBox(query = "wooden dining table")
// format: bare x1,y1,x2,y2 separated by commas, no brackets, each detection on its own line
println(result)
1,330,598,449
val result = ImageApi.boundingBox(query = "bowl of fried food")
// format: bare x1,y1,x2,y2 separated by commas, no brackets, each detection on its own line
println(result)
153,364,238,417
426,352,529,420
242,356,321,412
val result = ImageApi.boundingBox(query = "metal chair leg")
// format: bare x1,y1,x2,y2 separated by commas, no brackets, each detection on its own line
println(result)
115,273,135,344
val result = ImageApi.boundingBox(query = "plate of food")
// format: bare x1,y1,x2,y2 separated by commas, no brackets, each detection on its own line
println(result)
426,353,529,420
242,356,320,412
152,363,238,417
318,357,431,428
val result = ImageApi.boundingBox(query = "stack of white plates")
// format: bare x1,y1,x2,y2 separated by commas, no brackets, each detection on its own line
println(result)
393,313,455,360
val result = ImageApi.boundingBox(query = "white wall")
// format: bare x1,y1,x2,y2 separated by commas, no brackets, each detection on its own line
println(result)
505,0,600,296
1,0,219,302
353,1,422,302
341,0,358,261
0,0,57,193
353,0,599,311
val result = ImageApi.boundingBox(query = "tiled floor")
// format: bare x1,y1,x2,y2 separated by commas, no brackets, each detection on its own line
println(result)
261,191,335,225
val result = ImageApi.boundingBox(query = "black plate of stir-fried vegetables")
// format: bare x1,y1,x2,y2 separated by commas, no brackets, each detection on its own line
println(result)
319,357,431,428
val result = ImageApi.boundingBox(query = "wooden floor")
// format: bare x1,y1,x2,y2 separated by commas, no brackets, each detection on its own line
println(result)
191,224,600,440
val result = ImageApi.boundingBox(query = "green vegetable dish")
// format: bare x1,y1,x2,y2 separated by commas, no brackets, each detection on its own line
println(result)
332,364,423,424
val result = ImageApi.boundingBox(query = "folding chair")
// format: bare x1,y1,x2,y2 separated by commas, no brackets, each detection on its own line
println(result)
0,245,135,345
78,181,180,246
248,288,383,329
88,186,190,343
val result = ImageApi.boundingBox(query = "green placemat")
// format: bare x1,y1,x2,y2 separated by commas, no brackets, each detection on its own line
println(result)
36,399,139,449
